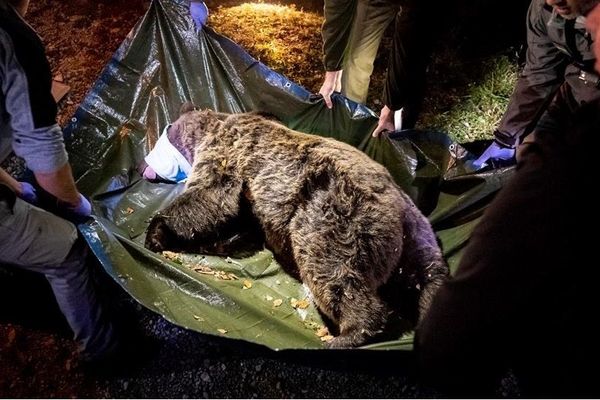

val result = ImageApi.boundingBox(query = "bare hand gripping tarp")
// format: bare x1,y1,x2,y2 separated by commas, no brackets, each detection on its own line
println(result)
63,0,513,351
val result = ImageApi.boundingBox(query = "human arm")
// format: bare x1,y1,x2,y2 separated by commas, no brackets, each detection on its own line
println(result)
0,166,22,194
33,163,80,206
469,3,568,169
0,166,37,203
494,2,566,148
0,23,89,216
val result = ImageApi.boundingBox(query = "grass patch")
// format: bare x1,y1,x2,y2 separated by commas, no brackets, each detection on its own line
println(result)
210,3,324,93
420,55,519,143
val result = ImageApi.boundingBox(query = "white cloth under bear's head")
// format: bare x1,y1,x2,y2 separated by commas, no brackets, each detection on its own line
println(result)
143,125,192,182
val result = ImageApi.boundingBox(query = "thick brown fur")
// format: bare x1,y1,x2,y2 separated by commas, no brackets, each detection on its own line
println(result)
145,109,449,348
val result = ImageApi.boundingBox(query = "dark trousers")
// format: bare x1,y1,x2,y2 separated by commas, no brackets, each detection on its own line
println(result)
382,0,432,128
416,101,600,397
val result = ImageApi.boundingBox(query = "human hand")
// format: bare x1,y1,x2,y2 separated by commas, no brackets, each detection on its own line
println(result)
17,181,38,204
586,4,600,72
142,165,158,180
372,106,395,138
60,193,92,218
319,70,342,109
468,140,516,171
190,1,209,30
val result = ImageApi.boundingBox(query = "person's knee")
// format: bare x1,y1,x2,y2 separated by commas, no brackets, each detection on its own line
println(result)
44,235,91,281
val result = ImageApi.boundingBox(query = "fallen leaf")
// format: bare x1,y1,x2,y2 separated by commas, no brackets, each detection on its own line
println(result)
320,335,334,342
193,266,214,275
125,207,135,214
265,295,274,301
162,251,183,265
193,315,204,321
272,299,283,307
242,279,253,289
291,298,309,309
316,327,329,337
217,328,228,334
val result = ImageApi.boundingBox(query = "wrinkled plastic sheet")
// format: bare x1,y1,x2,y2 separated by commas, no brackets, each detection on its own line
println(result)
64,0,513,351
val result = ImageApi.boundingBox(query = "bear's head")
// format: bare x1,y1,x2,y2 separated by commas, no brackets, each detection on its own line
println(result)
168,105,225,153
140,104,227,182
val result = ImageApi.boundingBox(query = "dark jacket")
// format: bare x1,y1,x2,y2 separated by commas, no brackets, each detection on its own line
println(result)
495,0,599,147
417,97,600,397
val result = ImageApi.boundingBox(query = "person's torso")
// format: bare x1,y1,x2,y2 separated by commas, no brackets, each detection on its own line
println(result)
540,3,595,69
0,4,55,163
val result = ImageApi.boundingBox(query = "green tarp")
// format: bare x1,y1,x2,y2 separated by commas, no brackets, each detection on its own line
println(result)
64,0,512,351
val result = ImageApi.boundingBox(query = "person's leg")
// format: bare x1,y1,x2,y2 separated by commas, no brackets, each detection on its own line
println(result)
0,186,116,360
341,0,397,104
382,0,431,128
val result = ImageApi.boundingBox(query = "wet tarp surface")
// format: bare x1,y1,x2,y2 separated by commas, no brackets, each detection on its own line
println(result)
64,0,513,351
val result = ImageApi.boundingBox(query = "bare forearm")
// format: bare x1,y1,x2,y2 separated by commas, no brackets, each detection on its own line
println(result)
34,162,80,206
0,167,21,194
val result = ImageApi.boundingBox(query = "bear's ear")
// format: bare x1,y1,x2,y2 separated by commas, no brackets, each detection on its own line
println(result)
179,102,198,115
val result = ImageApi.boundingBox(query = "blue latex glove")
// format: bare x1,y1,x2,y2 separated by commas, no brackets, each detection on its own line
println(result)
18,181,38,204
190,1,208,30
469,141,516,170
64,193,92,218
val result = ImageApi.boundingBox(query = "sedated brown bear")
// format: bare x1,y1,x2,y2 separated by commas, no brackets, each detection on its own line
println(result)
144,107,449,348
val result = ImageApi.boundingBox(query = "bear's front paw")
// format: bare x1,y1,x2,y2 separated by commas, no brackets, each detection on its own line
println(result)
325,334,361,349
145,215,174,252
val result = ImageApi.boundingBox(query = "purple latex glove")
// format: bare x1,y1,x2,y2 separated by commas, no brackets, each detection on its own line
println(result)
190,1,208,30
17,181,38,204
470,141,516,170
142,165,158,180
65,193,92,218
